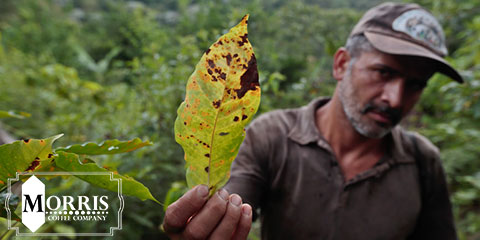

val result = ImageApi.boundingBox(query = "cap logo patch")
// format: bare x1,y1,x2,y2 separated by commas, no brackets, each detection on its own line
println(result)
392,9,447,56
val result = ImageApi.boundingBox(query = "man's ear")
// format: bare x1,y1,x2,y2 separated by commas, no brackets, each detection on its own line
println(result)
333,47,351,81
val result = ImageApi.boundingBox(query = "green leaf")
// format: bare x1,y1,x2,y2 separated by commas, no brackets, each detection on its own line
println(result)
0,134,63,188
55,138,152,155
54,151,159,203
174,15,261,195
0,110,31,119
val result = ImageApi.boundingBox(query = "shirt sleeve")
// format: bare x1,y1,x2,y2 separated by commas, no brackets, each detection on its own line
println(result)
407,134,458,240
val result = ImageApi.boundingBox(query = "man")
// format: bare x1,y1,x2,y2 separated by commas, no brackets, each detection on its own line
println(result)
162,2,462,239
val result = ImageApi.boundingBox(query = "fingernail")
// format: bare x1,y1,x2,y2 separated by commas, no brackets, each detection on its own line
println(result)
230,194,242,206
242,204,252,216
218,189,229,201
197,185,208,198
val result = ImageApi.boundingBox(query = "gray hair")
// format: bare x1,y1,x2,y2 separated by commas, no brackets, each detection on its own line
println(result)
345,34,374,63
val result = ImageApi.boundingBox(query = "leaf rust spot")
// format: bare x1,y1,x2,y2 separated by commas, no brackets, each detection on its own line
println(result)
26,158,40,171
233,53,238,58
242,115,248,120
238,34,248,47
205,153,210,158
220,72,226,80
23,139,30,143
233,116,239,122
48,154,53,158
219,132,229,136
226,54,232,66
208,69,213,75
205,166,209,173
218,40,223,45
213,100,221,108
208,59,215,68
206,49,211,55
235,55,259,99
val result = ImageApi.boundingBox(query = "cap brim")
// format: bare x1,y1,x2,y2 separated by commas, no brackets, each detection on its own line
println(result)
364,31,463,83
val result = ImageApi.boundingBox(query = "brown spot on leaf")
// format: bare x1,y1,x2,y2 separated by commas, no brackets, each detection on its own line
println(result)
208,69,213,75
220,72,226,80
205,166,209,173
233,53,238,58
205,153,210,158
48,154,53,158
239,34,248,45
219,132,229,136
218,40,223,45
235,55,259,99
212,76,218,82
226,54,232,66
206,49,211,55
213,100,221,108
208,59,215,68
233,116,239,122
242,115,248,120
26,158,40,171
23,139,30,143
184,121,187,125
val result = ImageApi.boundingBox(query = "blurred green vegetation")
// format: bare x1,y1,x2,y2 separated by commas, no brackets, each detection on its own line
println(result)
0,0,478,239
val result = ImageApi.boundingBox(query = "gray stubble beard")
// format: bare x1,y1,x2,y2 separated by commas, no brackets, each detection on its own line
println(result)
337,70,393,139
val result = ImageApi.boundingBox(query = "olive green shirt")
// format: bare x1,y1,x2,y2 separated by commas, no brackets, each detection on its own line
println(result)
225,97,457,240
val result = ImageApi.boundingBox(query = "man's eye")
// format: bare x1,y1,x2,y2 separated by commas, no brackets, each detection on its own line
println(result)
376,68,392,78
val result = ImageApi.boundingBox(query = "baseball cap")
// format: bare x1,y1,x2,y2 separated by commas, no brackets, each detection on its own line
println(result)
349,2,463,83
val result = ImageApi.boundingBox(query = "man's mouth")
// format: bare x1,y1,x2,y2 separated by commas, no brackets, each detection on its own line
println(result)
361,103,401,126
368,110,393,124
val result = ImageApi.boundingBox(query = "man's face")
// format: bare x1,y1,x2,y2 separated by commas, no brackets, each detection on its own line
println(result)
338,49,435,138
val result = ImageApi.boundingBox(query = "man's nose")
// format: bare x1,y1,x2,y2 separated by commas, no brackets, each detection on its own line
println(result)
380,78,405,109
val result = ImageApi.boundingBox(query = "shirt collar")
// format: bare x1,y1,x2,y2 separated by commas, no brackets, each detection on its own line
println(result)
287,97,330,145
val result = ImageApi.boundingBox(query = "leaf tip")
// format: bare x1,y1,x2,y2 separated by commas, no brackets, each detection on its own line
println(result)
52,133,65,141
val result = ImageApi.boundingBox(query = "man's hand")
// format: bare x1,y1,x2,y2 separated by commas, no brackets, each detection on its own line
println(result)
162,185,252,240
